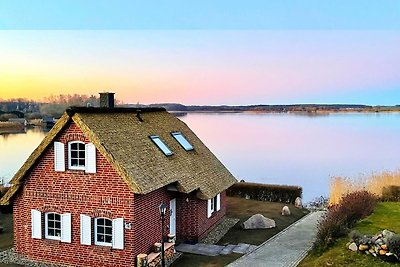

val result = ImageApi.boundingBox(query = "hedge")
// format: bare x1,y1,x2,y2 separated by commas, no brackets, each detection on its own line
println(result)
226,182,302,204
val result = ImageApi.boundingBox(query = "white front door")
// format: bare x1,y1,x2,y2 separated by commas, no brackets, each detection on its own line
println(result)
169,198,176,235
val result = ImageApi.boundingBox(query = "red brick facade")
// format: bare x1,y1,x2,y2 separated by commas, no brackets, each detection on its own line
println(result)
12,122,227,267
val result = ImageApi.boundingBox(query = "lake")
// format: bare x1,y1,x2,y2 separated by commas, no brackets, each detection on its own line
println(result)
1,112,400,202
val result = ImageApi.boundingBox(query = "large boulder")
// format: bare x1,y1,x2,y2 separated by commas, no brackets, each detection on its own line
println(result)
242,214,276,229
295,197,302,208
281,206,291,216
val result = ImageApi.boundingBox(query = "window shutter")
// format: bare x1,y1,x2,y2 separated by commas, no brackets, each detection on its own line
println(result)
31,209,42,239
80,214,92,245
61,213,72,243
112,218,124,249
85,143,96,173
54,142,65,172
207,199,212,218
216,194,221,211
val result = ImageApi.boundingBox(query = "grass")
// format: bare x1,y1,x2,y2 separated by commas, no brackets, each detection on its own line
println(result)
172,197,309,267
299,202,400,267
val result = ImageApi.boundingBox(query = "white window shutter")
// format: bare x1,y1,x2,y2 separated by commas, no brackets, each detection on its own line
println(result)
207,199,212,218
54,142,65,172
31,209,42,239
85,143,96,173
61,213,72,243
216,194,221,211
112,218,124,250
80,214,92,245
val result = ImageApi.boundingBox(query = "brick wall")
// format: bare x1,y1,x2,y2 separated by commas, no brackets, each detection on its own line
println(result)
13,122,136,267
175,191,227,242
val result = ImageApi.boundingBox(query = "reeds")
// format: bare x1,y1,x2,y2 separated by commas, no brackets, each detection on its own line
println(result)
329,171,400,205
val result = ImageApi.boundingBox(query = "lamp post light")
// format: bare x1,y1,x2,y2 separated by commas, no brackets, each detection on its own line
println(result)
159,203,167,267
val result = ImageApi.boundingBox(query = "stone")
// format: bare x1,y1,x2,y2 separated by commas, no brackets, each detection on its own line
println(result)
295,197,302,208
281,206,291,216
379,249,387,255
348,242,358,252
359,244,369,251
153,243,162,253
382,230,395,240
369,248,375,254
242,214,276,229
381,244,388,250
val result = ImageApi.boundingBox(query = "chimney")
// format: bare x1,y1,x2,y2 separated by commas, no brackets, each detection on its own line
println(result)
99,92,115,108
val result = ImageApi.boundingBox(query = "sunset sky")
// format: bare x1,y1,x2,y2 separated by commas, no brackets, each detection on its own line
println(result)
0,1,399,105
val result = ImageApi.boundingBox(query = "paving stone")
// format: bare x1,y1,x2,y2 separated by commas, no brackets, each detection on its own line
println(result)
232,243,251,254
220,244,237,255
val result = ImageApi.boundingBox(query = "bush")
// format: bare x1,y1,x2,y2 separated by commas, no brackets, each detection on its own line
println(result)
381,185,400,202
313,190,377,252
226,182,302,204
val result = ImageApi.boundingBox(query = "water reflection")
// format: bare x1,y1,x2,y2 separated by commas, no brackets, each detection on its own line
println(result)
1,113,400,201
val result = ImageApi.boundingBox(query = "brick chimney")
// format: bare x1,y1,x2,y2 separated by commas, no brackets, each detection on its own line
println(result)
99,92,115,108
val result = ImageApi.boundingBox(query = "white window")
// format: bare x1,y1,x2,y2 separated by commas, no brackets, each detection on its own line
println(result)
171,132,193,151
150,136,173,156
43,212,71,243
45,212,62,240
68,141,85,170
81,216,124,249
95,218,113,246
207,193,221,218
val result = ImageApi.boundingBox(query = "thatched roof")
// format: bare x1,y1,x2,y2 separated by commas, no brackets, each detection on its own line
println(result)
1,107,236,205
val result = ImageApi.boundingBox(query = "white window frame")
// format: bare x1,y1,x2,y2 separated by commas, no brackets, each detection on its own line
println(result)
149,135,173,156
94,217,113,247
171,132,194,151
68,141,86,170
45,212,62,241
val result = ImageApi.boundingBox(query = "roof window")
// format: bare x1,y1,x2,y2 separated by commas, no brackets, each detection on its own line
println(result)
172,132,194,151
150,136,173,156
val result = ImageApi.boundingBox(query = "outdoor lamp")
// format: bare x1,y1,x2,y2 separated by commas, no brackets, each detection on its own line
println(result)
159,202,167,267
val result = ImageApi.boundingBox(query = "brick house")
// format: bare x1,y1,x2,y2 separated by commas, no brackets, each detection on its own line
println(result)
0,94,236,267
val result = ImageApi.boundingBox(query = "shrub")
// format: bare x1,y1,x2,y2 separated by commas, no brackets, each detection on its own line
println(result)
381,185,400,202
226,182,302,204
313,190,377,252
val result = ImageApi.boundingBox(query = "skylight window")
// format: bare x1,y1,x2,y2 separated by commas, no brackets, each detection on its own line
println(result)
172,132,194,151
150,136,173,156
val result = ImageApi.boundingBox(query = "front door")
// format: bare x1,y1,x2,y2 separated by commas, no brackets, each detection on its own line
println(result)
169,198,176,235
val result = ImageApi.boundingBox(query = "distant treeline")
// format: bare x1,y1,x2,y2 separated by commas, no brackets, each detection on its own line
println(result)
145,103,400,113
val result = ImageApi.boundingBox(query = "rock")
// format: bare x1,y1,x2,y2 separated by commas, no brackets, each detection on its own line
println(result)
348,242,358,252
242,214,276,229
295,197,302,208
359,244,369,251
379,249,387,255
281,206,291,216
382,230,395,239
369,248,375,254
381,244,388,250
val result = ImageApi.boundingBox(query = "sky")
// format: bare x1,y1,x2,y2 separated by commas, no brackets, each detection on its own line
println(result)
0,1,399,105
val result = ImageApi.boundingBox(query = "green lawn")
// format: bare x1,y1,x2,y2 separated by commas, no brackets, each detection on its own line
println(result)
299,202,400,267
173,197,309,267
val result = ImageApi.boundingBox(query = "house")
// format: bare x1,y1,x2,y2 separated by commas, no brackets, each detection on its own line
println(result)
0,93,236,267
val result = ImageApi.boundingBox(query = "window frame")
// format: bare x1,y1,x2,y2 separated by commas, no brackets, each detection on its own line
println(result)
45,212,62,241
149,135,173,156
171,132,194,151
94,217,113,247
68,141,86,170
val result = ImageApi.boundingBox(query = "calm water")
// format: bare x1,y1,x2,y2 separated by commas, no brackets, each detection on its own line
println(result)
1,113,400,202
